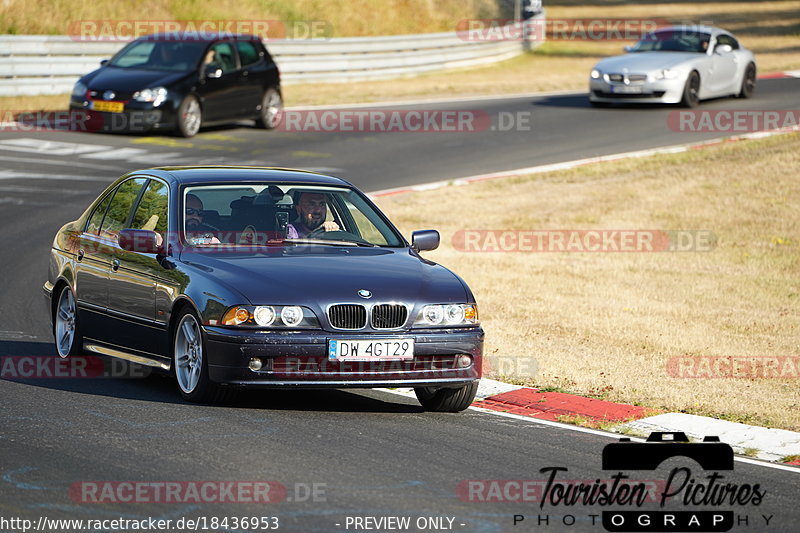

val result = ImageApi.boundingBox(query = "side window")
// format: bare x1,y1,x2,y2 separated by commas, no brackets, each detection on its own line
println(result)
131,180,169,234
99,178,147,241
339,195,389,246
716,34,738,50
206,42,237,73
236,41,260,67
86,190,114,235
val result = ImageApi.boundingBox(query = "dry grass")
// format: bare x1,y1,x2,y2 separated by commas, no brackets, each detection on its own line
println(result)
2,1,797,111
0,0,507,36
375,132,800,431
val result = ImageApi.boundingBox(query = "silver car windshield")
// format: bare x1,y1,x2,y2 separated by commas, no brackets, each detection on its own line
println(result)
182,183,405,248
631,30,711,53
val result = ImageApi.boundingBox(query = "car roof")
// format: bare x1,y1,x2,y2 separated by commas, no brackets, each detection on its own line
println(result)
655,25,729,36
132,166,353,187
136,33,261,43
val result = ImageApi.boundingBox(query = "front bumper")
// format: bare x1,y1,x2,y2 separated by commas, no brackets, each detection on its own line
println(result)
69,100,176,133
588,76,686,104
204,326,484,389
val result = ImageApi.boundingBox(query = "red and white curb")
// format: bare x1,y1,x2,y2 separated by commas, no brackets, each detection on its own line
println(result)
758,70,800,79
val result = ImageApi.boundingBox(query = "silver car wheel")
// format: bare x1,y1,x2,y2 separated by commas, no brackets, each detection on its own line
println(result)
175,314,203,393
259,88,283,129
55,287,76,358
180,97,201,137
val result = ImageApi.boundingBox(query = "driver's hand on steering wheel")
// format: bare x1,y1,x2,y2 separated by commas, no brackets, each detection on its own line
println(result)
322,221,340,232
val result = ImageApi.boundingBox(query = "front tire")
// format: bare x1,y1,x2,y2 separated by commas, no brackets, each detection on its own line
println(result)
173,309,228,403
415,381,479,412
255,87,283,130
54,285,82,358
681,71,701,108
739,63,756,98
176,95,202,137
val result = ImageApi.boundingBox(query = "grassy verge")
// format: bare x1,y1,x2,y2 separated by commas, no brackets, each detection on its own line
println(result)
3,2,797,112
374,132,800,431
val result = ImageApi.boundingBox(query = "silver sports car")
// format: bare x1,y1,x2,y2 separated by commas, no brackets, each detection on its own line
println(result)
589,26,756,107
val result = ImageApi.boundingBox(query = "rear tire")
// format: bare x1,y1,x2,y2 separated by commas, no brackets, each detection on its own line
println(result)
415,381,479,412
739,63,756,98
255,87,283,129
173,308,231,403
176,95,201,137
681,71,701,108
53,284,82,358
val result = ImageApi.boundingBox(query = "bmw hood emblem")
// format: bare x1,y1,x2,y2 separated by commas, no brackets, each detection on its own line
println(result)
358,289,372,299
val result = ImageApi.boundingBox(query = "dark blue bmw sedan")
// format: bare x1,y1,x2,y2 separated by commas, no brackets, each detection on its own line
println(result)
44,167,483,411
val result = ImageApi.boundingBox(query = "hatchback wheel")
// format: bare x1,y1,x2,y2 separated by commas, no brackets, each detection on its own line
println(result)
681,71,701,108
255,88,283,129
54,285,82,358
739,63,756,98
415,381,479,412
173,309,229,403
176,95,202,137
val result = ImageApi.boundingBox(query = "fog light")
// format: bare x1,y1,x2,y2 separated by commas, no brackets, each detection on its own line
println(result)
456,355,472,368
249,358,263,371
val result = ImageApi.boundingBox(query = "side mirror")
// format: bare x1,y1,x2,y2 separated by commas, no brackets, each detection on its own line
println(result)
715,44,733,55
204,65,223,79
119,229,162,254
623,45,634,53
100,59,109,67
411,230,440,252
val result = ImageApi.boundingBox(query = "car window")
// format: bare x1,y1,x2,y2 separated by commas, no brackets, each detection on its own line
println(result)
99,178,147,241
716,34,739,50
86,190,115,235
339,195,389,245
236,41,261,67
110,40,206,71
130,180,169,235
207,42,238,73
633,30,711,53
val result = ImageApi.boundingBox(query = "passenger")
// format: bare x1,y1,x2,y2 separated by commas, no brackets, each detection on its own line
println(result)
287,192,340,238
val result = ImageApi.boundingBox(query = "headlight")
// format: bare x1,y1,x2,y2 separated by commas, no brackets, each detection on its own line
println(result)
72,81,87,99
414,304,479,327
655,69,680,80
133,87,168,106
220,305,318,328
590,69,601,79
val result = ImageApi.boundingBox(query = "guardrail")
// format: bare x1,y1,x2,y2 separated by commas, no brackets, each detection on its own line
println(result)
0,13,544,97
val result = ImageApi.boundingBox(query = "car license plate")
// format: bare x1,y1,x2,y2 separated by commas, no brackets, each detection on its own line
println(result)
611,85,644,94
91,101,124,113
328,339,414,360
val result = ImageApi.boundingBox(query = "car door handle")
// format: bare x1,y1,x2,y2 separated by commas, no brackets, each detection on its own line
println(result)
77,249,85,262
112,259,120,272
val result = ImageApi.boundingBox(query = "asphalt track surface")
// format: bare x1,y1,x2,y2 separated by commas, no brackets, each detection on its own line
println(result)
1,80,799,532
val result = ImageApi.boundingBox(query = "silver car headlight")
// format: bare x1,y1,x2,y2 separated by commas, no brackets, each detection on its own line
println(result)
655,69,681,80
133,87,168,106
413,304,479,327
590,69,602,79
72,81,87,99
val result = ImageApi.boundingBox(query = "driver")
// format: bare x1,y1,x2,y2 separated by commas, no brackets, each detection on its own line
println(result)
287,192,339,238
185,193,220,244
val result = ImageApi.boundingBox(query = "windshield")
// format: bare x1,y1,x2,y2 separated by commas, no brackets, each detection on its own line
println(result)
110,40,208,71
182,183,405,248
630,30,711,53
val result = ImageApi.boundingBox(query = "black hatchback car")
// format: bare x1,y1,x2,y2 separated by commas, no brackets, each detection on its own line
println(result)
69,34,282,137
44,167,483,411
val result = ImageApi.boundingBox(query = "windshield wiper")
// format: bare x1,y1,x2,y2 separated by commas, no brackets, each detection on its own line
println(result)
283,238,377,247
